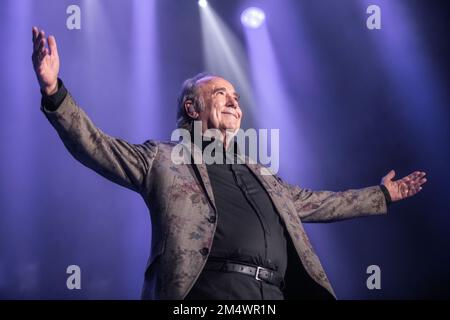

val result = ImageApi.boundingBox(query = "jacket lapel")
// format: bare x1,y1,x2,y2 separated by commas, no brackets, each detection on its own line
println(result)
194,162,217,211
246,162,289,215
182,141,217,212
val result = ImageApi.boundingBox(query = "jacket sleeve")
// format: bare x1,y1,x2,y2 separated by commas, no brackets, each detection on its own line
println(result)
286,183,388,223
41,91,158,194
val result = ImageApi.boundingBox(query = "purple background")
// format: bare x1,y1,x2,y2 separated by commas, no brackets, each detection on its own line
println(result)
0,0,449,299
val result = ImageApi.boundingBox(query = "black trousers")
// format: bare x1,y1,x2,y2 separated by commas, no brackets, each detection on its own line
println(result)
185,269,284,300
185,239,335,300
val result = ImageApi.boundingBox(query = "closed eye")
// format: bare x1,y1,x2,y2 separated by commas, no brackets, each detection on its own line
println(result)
213,88,228,97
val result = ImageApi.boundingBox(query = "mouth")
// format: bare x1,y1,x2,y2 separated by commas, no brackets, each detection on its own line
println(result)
221,112,238,119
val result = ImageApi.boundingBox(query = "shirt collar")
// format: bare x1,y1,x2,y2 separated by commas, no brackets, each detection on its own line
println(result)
191,131,241,159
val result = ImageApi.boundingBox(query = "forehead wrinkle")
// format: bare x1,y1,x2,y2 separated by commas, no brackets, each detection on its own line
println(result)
196,77,239,102
212,86,239,98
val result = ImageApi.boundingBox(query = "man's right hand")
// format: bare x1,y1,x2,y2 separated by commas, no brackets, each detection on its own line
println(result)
31,26,60,96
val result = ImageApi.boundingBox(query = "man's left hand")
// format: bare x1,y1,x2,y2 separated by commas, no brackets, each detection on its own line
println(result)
381,170,427,202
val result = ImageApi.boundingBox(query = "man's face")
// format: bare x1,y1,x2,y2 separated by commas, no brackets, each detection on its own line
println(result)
196,77,242,132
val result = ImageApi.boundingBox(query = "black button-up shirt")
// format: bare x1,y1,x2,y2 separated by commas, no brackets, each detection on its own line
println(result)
186,138,288,299
207,141,287,271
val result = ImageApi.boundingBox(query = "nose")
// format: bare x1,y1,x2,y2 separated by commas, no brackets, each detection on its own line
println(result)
226,94,238,109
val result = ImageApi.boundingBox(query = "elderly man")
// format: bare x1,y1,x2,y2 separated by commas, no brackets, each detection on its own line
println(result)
31,27,427,300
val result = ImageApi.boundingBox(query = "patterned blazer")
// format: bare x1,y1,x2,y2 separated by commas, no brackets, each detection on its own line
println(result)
42,92,388,299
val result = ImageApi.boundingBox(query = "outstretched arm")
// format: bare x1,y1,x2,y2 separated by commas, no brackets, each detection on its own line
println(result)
31,26,157,193
286,170,427,223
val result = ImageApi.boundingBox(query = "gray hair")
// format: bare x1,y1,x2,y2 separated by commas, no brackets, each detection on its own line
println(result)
176,72,216,131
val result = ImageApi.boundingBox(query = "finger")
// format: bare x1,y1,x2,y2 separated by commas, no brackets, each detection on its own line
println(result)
37,48,48,63
33,30,43,50
33,30,45,52
408,186,422,197
414,171,426,178
35,41,46,65
411,174,427,185
42,47,48,60
47,35,58,58
32,26,39,43
416,178,427,186
36,38,45,55
37,50,44,63
401,171,420,184
407,171,420,179
32,42,43,66
33,35,41,53
41,36,47,53
405,177,427,190
412,175,427,184
413,171,422,179
384,169,396,181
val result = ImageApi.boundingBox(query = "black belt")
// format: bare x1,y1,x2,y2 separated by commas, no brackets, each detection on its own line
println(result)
204,260,284,288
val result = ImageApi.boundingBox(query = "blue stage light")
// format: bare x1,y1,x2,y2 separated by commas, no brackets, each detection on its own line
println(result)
241,7,266,29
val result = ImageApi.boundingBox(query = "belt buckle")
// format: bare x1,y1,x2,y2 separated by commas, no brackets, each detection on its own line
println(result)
255,266,263,281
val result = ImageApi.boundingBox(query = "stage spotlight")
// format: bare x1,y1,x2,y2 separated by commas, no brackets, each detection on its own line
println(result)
198,0,208,8
241,7,266,29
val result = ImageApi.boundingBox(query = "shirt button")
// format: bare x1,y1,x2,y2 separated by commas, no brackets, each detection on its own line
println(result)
207,216,216,223
199,247,209,256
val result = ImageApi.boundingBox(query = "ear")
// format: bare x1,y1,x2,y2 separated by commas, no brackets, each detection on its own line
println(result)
184,100,199,119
